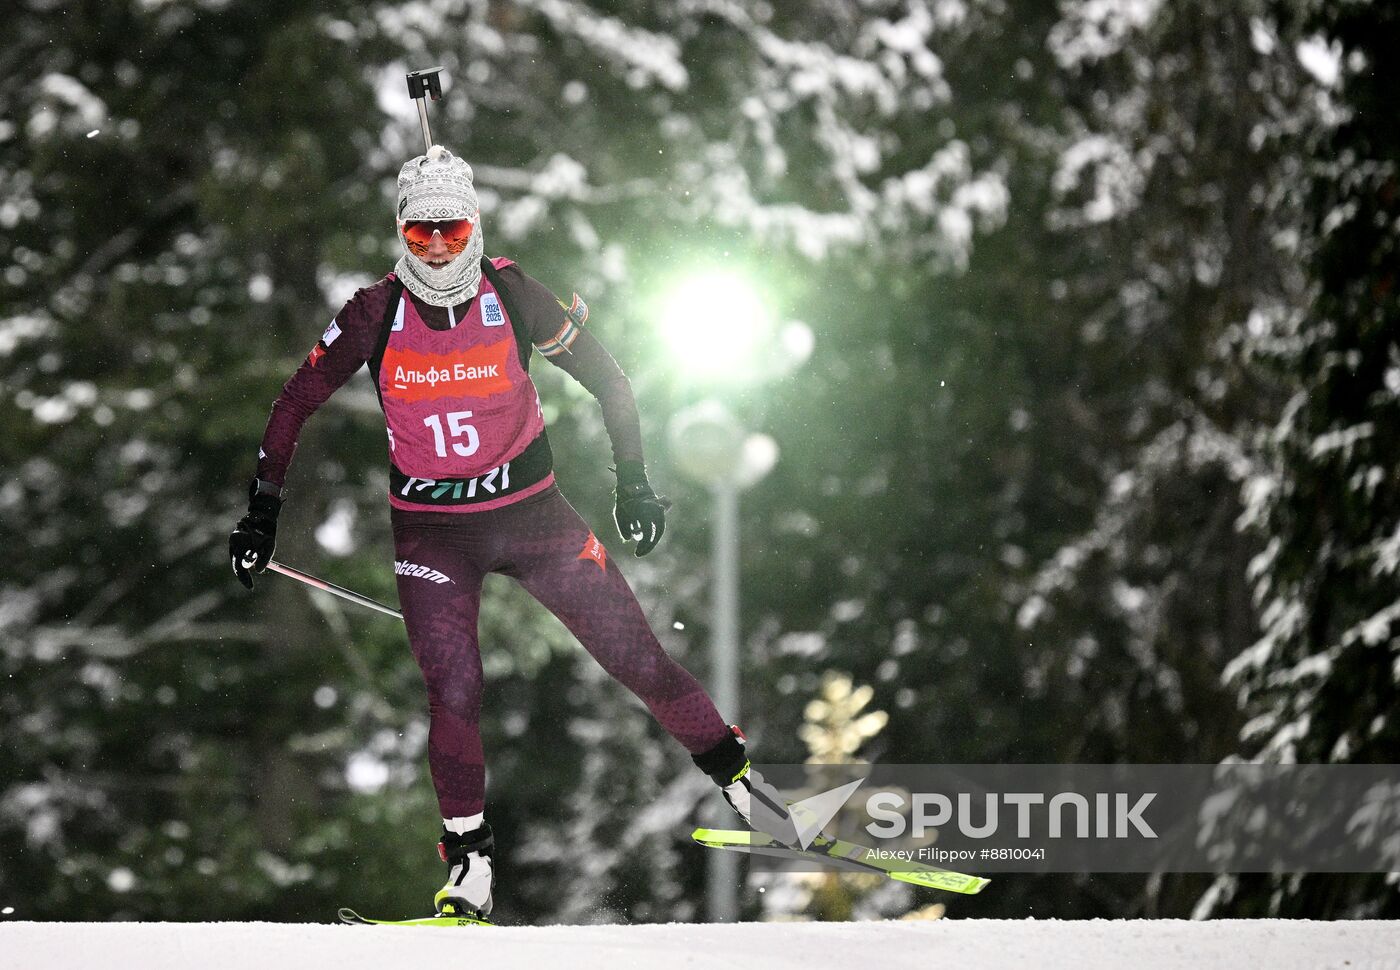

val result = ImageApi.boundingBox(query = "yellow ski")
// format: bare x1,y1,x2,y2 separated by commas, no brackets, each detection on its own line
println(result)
692,828,991,895
337,907,494,927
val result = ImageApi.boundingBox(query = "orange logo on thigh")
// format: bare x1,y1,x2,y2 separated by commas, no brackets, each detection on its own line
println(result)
578,532,607,572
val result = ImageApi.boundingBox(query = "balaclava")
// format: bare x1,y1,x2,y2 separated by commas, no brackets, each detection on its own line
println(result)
395,145,485,307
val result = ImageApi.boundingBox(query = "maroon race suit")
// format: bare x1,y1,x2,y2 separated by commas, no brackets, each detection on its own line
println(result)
254,257,730,817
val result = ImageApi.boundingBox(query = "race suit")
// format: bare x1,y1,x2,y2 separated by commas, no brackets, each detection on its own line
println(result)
254,257,731,816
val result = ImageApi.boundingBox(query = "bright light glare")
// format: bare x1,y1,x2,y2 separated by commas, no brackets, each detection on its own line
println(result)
659,271,771,381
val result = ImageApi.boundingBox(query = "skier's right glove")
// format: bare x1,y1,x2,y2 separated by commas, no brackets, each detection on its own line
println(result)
229,479,282,590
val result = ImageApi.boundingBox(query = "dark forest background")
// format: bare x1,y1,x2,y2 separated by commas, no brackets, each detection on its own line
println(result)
2,0,1396,922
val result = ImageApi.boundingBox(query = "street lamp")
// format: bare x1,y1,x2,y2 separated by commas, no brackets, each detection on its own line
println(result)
668,402,779,924
657,270,770,384
657,268,807,923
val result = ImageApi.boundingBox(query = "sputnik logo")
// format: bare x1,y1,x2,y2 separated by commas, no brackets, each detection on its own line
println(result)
577,532,607,572
786,778,866,849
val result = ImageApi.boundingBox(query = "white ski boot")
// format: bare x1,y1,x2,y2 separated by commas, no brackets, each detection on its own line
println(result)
435,820,494,919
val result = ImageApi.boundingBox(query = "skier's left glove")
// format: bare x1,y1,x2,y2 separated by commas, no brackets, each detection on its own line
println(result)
613,461,671,557
229,479,282,590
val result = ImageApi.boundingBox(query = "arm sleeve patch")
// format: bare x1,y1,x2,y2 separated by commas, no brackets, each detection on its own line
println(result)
536,293,588,357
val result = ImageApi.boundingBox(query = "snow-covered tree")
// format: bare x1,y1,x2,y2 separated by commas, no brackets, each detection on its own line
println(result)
1204,0,1400,919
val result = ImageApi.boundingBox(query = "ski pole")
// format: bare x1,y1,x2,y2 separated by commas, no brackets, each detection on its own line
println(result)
405,66,445,153
266,559,404,621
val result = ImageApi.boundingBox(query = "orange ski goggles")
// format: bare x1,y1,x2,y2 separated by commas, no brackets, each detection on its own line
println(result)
400,218,475,258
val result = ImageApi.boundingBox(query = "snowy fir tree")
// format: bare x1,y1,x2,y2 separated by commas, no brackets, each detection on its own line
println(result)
1205,0,1400,919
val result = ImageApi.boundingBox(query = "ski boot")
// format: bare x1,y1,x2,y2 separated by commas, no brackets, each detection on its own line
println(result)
692,725,800,848
435,821,495,921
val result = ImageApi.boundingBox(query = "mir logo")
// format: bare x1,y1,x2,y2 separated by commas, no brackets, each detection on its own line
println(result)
865,790,1158,839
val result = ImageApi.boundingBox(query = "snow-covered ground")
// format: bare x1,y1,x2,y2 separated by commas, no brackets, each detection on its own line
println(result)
3,919,1397,970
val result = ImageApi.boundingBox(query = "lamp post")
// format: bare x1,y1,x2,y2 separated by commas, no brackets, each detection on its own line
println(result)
657,268,811,922
669,402,779,923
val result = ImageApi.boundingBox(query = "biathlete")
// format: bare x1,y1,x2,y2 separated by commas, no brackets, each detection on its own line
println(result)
227,145,796,920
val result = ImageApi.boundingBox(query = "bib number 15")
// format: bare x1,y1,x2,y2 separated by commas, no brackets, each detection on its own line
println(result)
423,411,479,458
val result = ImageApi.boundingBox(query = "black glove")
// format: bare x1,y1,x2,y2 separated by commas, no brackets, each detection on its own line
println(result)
229,480,282,590
613,461,671,558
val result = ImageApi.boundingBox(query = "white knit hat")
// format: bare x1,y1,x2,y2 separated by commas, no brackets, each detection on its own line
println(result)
394,145,485,307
